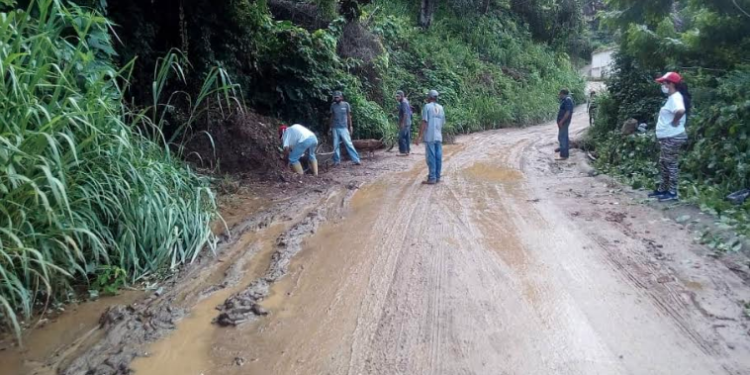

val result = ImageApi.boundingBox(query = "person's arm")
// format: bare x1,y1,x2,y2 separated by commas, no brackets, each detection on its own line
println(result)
558,99,572,126
347,103,353,133
415,120,426,145
282,147,291,166
671,95,686,126
399,104,406,129
329,106,334,132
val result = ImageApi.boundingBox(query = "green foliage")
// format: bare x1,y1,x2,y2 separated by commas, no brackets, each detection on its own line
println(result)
91,266,127,296
0,0,220,339
371,2,585,135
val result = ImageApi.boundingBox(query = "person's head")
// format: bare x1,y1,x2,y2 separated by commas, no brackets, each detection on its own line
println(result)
278,124,288,140
655,72,682,95
590,90,596,97
558,88,570,101
396,90,405,102
427,89,439,103
333,91,343,103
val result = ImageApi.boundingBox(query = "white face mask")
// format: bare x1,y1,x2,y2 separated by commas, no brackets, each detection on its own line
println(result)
661,85,670,94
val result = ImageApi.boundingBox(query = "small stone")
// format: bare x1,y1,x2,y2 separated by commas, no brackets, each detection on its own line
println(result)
252,304,269,316
235,357,246,366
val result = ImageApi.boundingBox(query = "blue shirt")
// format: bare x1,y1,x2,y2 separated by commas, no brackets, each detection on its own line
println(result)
557,96,574,125
398,99,412,129
422,102,445,143
331,101,351,128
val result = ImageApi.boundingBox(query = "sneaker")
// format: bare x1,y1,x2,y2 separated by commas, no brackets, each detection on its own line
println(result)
555,156,569,161
647,190,667,198
554,148,561,153
658,192,679,202
422,180,437,185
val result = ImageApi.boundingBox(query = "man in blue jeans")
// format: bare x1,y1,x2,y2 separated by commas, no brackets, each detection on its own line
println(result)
556,88,575,160
329,91,361,166
396,90,412,156
415,90,445,185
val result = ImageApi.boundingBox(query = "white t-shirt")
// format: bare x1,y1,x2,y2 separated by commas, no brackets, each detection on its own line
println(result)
282,124,315,149
656,92,687,139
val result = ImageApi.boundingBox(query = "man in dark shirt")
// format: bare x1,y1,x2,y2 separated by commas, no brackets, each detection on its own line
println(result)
556,88,575,160
329,91,361,166
396,90,412,156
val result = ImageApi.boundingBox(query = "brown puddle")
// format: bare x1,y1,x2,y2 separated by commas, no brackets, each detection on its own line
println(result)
463,162,524,183
0,193,271,375
0,291,143,375
130,222,287,375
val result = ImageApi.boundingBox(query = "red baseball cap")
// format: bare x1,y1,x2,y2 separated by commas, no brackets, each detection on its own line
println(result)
278,124,288,139
655,72,682,84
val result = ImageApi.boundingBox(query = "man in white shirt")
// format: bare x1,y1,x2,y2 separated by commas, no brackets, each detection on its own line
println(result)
279,124,319,176
415,90,445,184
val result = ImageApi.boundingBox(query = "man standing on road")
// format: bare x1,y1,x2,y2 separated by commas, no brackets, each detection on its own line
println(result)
415,90,445,185
396,90,412,156
556,88,575,161
279,124,318,176
330,91,362,166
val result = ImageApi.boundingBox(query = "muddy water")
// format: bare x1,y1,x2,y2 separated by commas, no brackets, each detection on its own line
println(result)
0,291,143,375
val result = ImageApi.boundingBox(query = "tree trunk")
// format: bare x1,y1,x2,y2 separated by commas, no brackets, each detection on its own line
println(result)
482,0,491,14
419,0,436,28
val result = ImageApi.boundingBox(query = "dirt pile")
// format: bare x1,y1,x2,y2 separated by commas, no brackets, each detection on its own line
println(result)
185,109,284,174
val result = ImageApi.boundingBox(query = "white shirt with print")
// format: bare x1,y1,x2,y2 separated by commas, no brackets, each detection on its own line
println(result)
656,92,686,139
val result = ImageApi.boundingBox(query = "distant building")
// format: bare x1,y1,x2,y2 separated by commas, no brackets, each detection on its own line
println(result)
589,48,615,80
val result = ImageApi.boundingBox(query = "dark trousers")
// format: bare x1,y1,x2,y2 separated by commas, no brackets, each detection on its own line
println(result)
398,127,411,154
558,124,570,158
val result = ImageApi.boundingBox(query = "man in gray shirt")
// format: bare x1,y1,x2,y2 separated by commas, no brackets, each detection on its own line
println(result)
396,90,412,156
415,90,445,184
329,91,361,166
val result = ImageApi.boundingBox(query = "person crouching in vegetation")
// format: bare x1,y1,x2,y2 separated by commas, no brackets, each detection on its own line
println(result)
416,90,445,185
649,72,691,202
556,88,575,160
279,124,318,176
396,90,413,156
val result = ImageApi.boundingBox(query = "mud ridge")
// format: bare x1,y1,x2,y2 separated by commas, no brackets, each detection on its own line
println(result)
58,201,304,375
214,190,355,327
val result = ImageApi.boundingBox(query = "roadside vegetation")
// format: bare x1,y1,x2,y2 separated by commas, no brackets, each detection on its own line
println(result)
587,0,750,249
0,0,586,339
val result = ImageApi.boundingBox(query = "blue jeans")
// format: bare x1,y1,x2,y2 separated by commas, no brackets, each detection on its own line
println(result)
558,124,570,158
332,128,360,164
289,136,318,164
425,141,442,182
398,127,411,154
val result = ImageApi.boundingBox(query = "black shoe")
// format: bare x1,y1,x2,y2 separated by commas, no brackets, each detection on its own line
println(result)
658,192,679,202
648,190,667,198
554,148,561,153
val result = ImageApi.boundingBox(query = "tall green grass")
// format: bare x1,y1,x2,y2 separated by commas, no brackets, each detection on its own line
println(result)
0,0,226,340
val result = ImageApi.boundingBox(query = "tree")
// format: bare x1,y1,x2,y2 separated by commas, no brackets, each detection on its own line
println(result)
420,0,437,28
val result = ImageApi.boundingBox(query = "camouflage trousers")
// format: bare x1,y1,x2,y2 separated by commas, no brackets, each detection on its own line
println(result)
658,137,687,195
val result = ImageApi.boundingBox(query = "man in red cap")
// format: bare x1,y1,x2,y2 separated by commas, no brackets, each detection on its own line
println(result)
649,71,691,202
279,124,318,176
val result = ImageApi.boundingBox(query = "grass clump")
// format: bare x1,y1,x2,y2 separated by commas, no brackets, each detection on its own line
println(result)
0,0,218,339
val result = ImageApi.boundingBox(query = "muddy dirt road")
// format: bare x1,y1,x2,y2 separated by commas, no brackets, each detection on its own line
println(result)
129,110,750,375
5,107,750,375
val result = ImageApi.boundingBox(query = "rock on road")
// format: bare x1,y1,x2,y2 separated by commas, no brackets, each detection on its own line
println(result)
139,109,750,375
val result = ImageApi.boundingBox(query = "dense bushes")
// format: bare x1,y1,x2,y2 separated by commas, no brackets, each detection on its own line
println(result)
589,0,750,240
0,0,221,337
94,0,584,141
